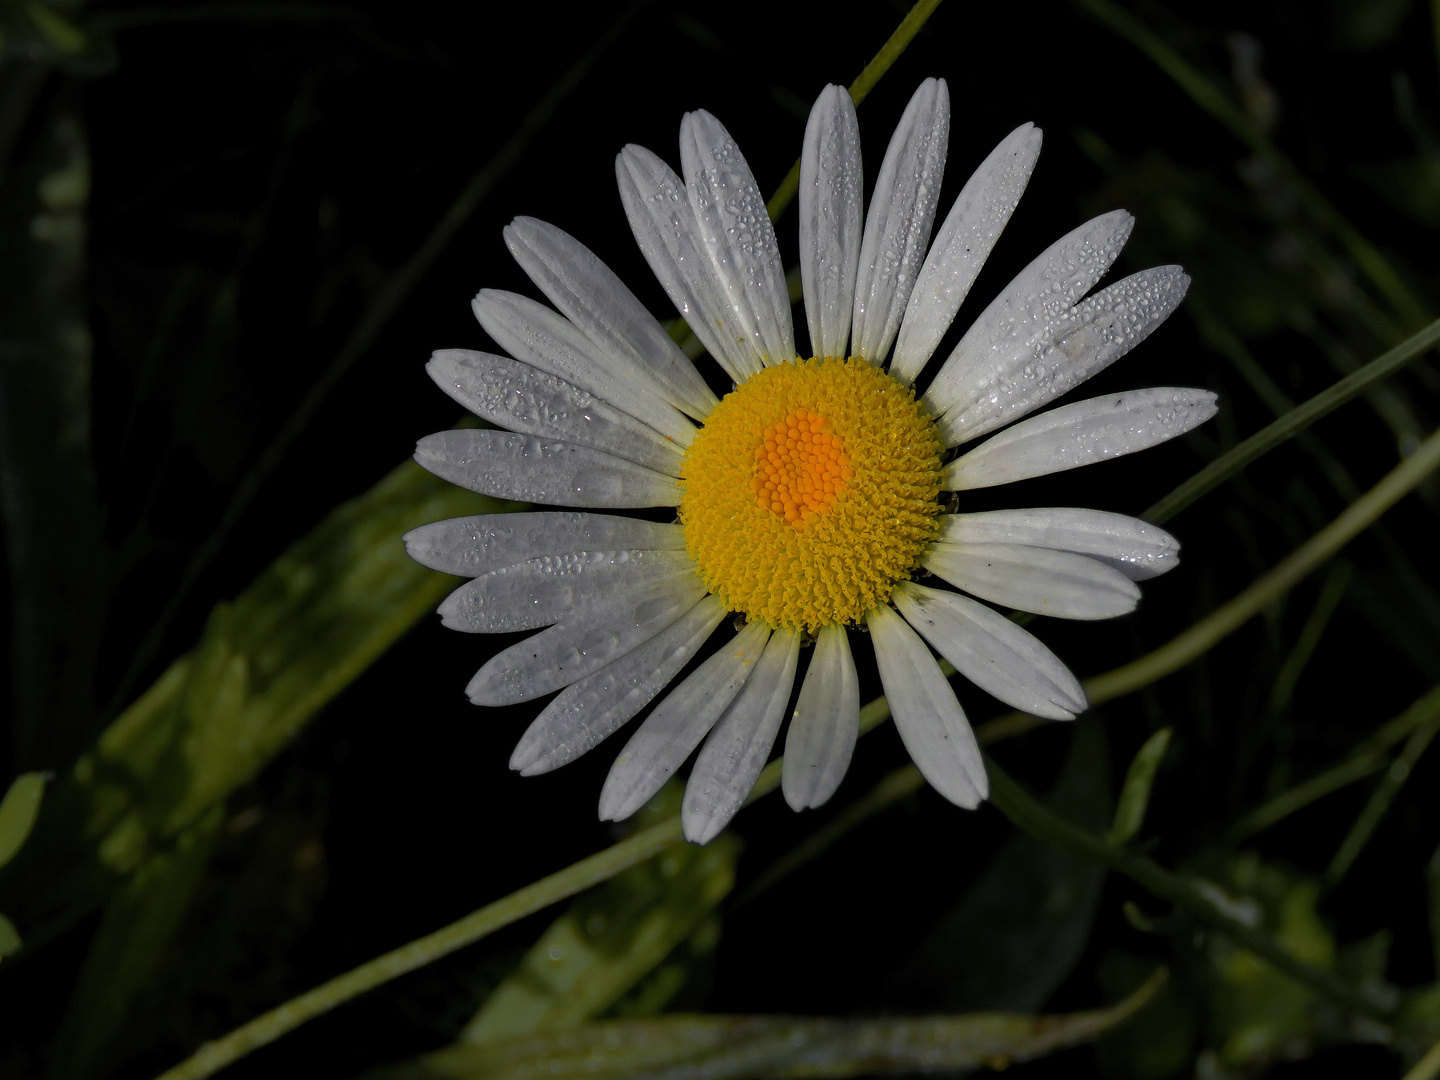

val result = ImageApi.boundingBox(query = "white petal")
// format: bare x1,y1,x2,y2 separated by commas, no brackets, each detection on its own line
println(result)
923,209,1135,420
680,110,795,367
682,629,801,844
504,217,718,420
599,620,772,822
616,145,764,384
867,604,986,807
466,575,708,705
509,595,728,775
945,387,1219,490
799,85,863,361
427,350,683,475
472,289,695,446
781,625,860,811
935,266,1192,445
415,430,679,509
851,78,950,365
438,549,698,633
893,582,1085,720
403,512,684,578
939,508,1180,580
923,542,1140,620
890,124,1042,384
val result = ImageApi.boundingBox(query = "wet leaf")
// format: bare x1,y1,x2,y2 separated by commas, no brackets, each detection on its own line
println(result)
882,718,1111,1012
375,969,1167,1080
462,784,739,1043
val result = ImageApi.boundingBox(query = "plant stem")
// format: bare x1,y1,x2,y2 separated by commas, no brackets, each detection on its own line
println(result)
1143,315,1440,525
1098,424,1440,703
151,816,683,1080
985,758,1393,1022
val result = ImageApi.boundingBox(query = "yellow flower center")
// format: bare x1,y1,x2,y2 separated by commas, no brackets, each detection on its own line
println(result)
679,357,945,633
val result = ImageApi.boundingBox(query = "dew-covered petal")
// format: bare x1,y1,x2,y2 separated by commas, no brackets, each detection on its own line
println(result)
889,123,1042,384
851,78,949,365
616,145,764,384
781,625,860,811
504,217,718,420
934,266,1192,445
509,595,728,775
867,604,986,808
466,575,708,706
799,85,863,361
893,581,1085,720
415,430,679,509
923,209,1135,420
680,110,795,367
945,388,1219,491
599,620,772,822
683,629,801,845
472,289,695,446
403,512,684,578
427,350,684,475
924,542,1140,620
939,508,1180,580
438,549,698,633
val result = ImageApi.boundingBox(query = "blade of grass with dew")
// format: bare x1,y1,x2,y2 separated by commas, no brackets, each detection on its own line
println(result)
372,971,1167,1080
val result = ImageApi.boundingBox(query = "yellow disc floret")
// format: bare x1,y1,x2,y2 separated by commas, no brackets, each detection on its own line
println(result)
680,357,945,633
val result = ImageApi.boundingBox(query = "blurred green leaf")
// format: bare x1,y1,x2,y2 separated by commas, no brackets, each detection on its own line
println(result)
378,969,1166,1080
0,772,45,869
884,718,1111,1012
53,807,225,1080
462,784,738,1043
1109,729,1172,846
1,459,501,945
0,911,21,956
1198,854,1336,1070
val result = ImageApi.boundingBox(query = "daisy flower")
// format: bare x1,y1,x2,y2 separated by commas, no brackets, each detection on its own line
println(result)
406,79,1216,844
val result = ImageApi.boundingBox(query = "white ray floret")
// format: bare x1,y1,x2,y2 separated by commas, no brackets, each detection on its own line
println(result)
939,509,1179,580
503,217,717,420
851,78,949,365
890,123,1042,384
683,629,802,845
924,542,1141,620
616,145,764,384
868,604,986,808
427,350,684,474
782,624,860,811
923,209,1135,422
414,430,679,509
509,595,729,776
799,84,864,361
403,512,685,578
600,620,772,823
472,289,696,446
438,549,698,634
466,576,708,706
679,110,795,367
893,582,1086,720
945,387,1220,490
933,265,1193,445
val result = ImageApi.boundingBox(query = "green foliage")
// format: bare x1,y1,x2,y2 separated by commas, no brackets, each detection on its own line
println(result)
1109,729,1171,846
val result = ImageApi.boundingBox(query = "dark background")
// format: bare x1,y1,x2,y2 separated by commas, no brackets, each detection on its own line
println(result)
2,0,1439,1077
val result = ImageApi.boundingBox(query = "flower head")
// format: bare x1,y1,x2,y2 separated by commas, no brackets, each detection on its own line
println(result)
407,79,1216,844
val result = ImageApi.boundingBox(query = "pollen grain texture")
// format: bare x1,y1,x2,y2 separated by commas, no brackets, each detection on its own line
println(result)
679,357,944,633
